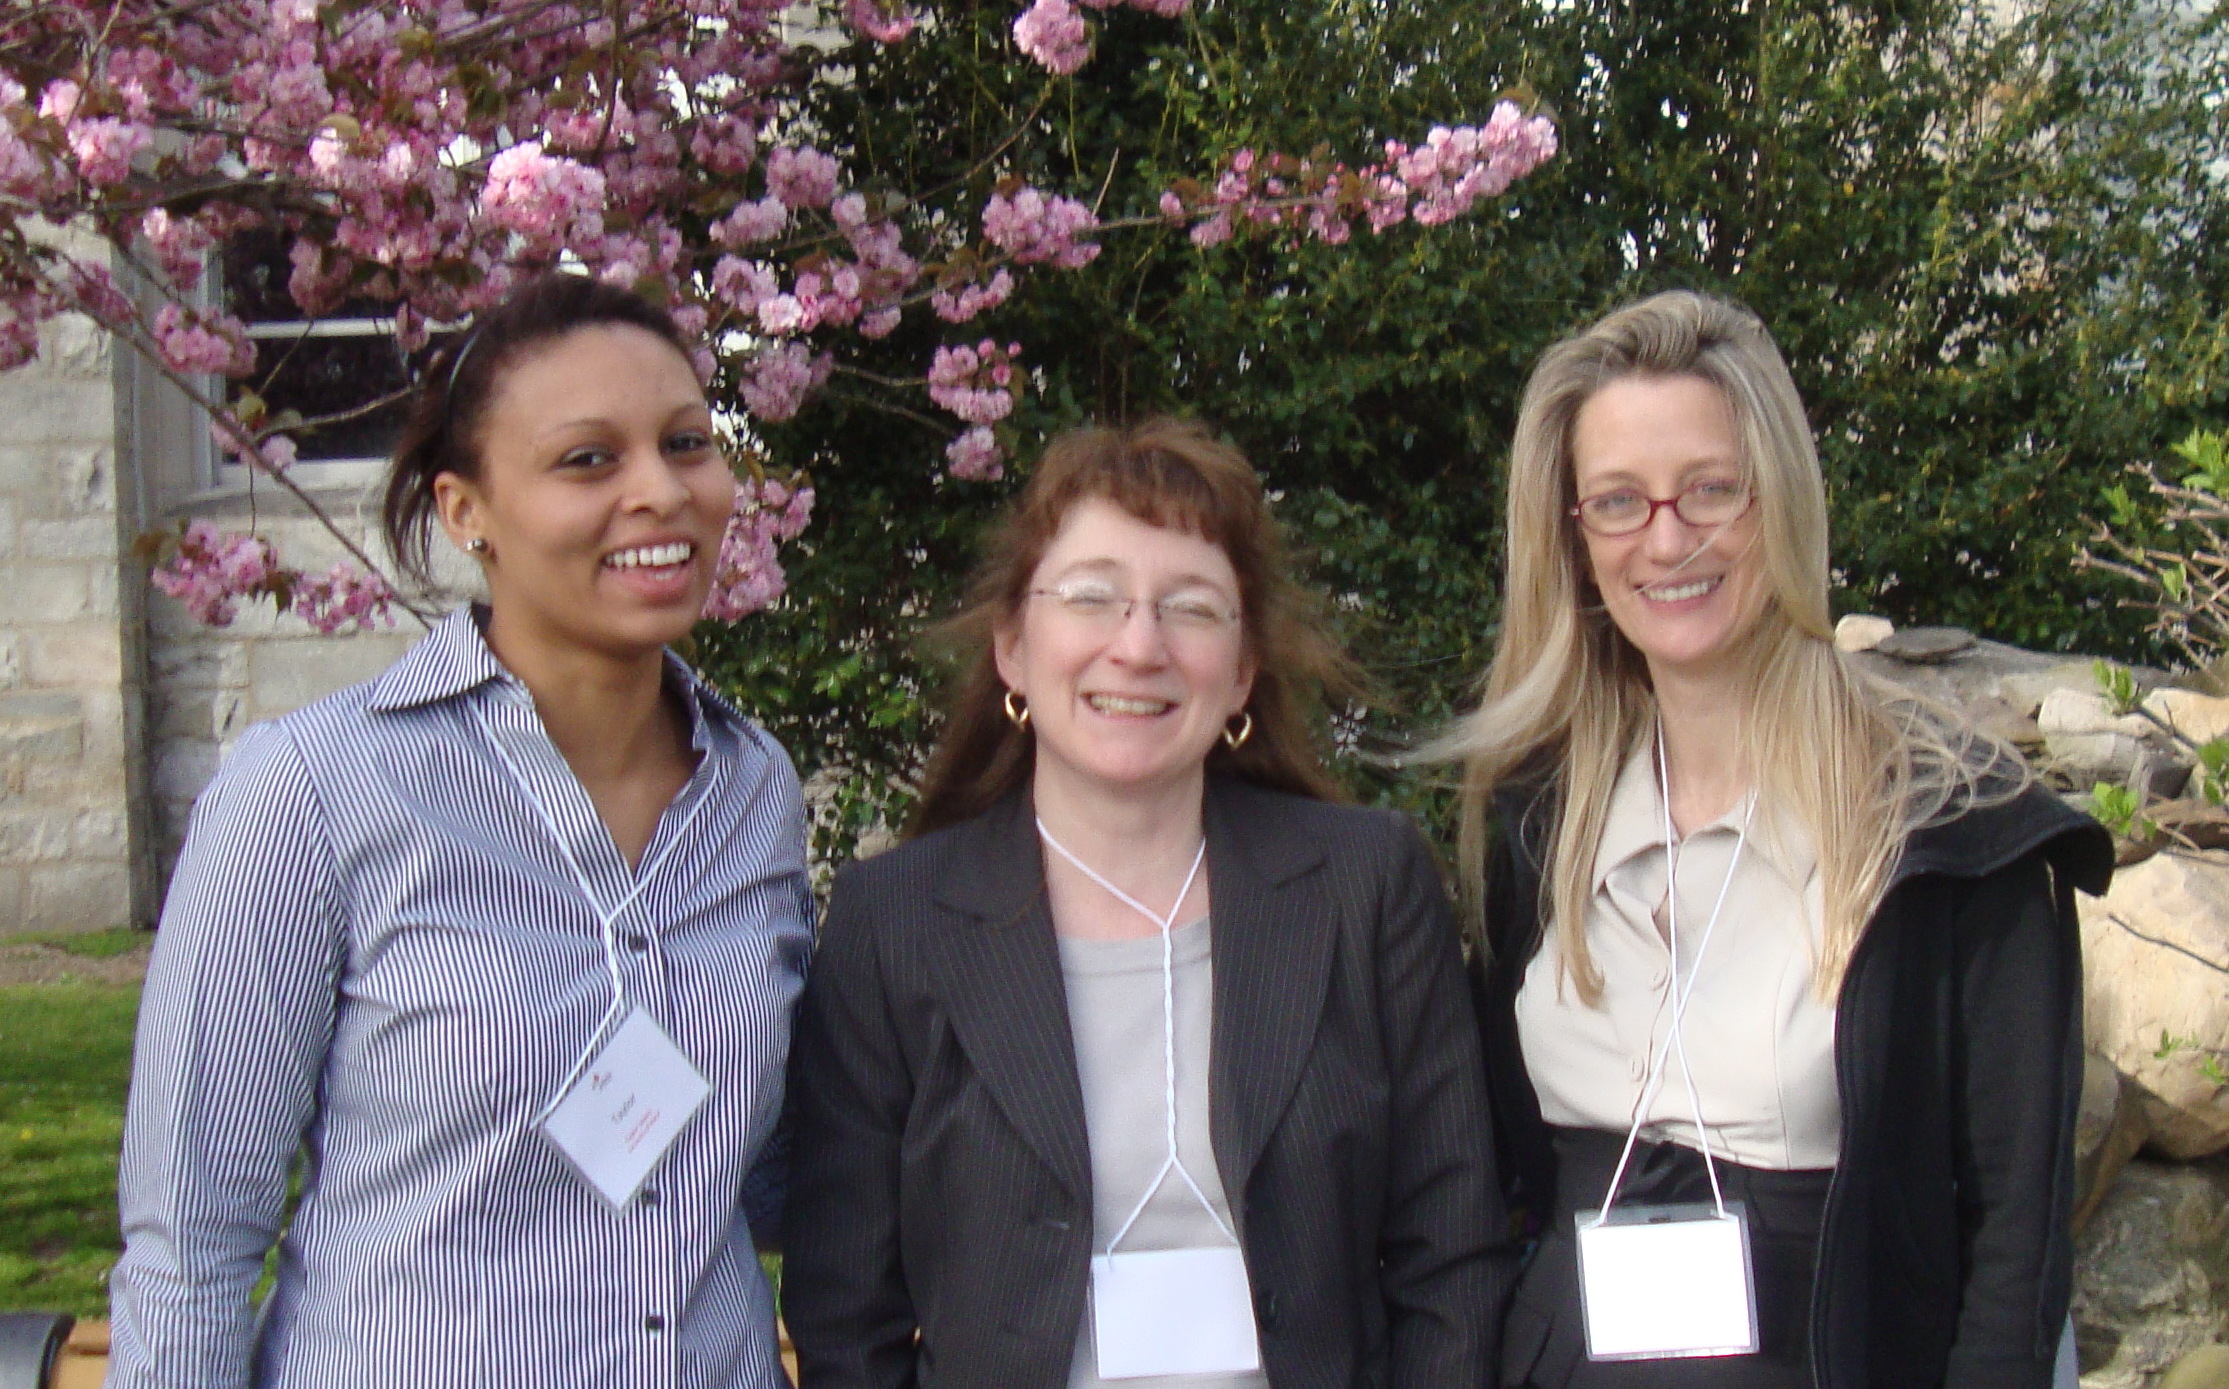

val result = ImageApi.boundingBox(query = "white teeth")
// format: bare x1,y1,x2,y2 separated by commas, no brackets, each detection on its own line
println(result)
1088,694,1173,716
605,542,693,570
1644,576,1718,602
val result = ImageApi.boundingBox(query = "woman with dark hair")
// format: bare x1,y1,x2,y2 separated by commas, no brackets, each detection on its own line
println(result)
783,418,1507,1389
1435,291,2109,1388
109,273,811,1389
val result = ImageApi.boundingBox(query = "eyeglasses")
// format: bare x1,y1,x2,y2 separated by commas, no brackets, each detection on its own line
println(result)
1026,582,1241,637
1569,477,1755,537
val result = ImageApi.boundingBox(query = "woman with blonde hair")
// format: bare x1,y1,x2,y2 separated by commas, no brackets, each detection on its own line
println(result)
1444,291,2110,1388
784,417,1506,1389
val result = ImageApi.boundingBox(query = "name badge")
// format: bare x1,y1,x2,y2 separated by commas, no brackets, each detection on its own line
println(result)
1574,1202,1758,1361
1090,1247,1262,1380
539,1006,710,1211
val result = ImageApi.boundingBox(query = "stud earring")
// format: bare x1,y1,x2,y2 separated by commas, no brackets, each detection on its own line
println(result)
464,537,488,555
1222,710,1254,751
1003,689,1031,729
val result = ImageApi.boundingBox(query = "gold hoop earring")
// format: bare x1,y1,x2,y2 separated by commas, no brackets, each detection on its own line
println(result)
1222,710,1254,751
1003,689,1031,729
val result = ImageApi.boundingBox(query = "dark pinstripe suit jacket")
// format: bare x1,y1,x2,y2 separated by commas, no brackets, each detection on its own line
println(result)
784,776,1509,1389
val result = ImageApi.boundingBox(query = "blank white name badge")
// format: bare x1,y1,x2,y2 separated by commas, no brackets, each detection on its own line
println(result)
1090,1247,1263,1380
1574,1202,1758,1361
539,1007,711,1211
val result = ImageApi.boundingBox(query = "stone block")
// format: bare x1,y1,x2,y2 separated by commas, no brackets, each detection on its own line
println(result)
71,808,129,858
0,379,116,450
249,632,411,720
22,860,132,933
150,636,249,692
21,516,120,562
56,444,117,515
0,494,17,558
21,758,122,799
23,625,122,687
153,688,247,743
41,315,112,378
0,632,19,688
0,707,83,761
0,806,74,863
11,562,118,623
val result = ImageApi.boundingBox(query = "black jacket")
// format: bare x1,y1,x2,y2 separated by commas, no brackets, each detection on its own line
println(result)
785,777,1509,1389
1473,776,2112,1389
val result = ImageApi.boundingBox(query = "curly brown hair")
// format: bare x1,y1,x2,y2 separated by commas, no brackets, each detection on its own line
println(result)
907,418,1360,837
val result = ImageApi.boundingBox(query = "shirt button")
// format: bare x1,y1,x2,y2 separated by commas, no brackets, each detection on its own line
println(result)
626,933,649,952
1628,1058,1647,1081
645,1315,666,1334
640,1188,660,1208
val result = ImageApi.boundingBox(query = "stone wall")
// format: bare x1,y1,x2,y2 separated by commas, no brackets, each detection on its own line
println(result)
0,260,151,934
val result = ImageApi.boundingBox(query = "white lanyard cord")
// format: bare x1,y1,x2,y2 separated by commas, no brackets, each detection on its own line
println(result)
472,698,711,1119
1036,818,1236,1252
1588,721,1753,1227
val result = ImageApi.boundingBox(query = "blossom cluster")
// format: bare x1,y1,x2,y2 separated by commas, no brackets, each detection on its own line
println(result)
150,521,396,631
928,340,1024,426
1013,0,1192,74
701,477,817,621
1157,100,1561,248
983,188,1102,269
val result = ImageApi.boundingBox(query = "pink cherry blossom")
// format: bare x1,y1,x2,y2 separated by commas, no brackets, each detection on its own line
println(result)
701,477,816,620
739,341,832,422
766,146,840,210
1013,0,1091,74
983,187,1100,267
153,303,257,376
845,0,918,42
480,141,607,247
67,118,154,186
291,563,397,633
931,267,1015,323
945,426,1004,482
713,196,788,248
928,339,1023,425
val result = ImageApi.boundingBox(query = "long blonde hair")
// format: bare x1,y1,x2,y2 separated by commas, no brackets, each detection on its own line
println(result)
1435,290,2019,1001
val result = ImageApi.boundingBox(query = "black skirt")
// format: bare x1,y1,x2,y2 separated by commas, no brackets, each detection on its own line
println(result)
1500,1127,1833,1389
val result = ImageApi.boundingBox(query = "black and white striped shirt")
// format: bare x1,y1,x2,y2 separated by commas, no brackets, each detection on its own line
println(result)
109,608,812,1389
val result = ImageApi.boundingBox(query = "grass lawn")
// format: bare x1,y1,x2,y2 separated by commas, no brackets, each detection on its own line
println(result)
0,975,138,1317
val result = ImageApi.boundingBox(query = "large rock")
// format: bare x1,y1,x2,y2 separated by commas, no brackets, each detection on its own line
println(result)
2079,1052,2155,1235
2146,689,2229,750
2080,852,2229,1159
2043,690,2193,798
2074,1158,2229,1388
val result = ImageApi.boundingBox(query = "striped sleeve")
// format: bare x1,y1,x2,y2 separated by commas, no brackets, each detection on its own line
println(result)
108,723,347,1389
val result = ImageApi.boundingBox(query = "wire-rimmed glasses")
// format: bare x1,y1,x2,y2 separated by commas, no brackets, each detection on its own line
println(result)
1025,581,1240,638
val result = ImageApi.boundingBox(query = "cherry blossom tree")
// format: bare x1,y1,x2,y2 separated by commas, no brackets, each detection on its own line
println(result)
0,0,1556,631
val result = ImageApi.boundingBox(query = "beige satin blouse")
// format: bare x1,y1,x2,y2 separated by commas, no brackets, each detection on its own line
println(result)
1514,740,1842,1173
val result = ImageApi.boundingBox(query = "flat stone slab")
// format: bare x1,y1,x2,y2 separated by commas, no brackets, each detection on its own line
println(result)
1875,626,1980,663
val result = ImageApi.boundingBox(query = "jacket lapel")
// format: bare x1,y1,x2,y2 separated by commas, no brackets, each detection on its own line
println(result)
927,792,1092,1201
1205,778,1335,1227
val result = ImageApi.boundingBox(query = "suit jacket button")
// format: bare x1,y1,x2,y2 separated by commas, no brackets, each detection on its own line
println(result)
1255,1291,1278,1330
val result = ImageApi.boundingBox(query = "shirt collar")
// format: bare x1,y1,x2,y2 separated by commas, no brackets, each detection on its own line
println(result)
365,605,738,753
1591,735,1816,895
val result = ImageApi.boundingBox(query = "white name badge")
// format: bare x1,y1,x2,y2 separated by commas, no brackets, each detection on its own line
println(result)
1090,1247,1263,1380
539,1006,711,1211
1574,1202,1758,1361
